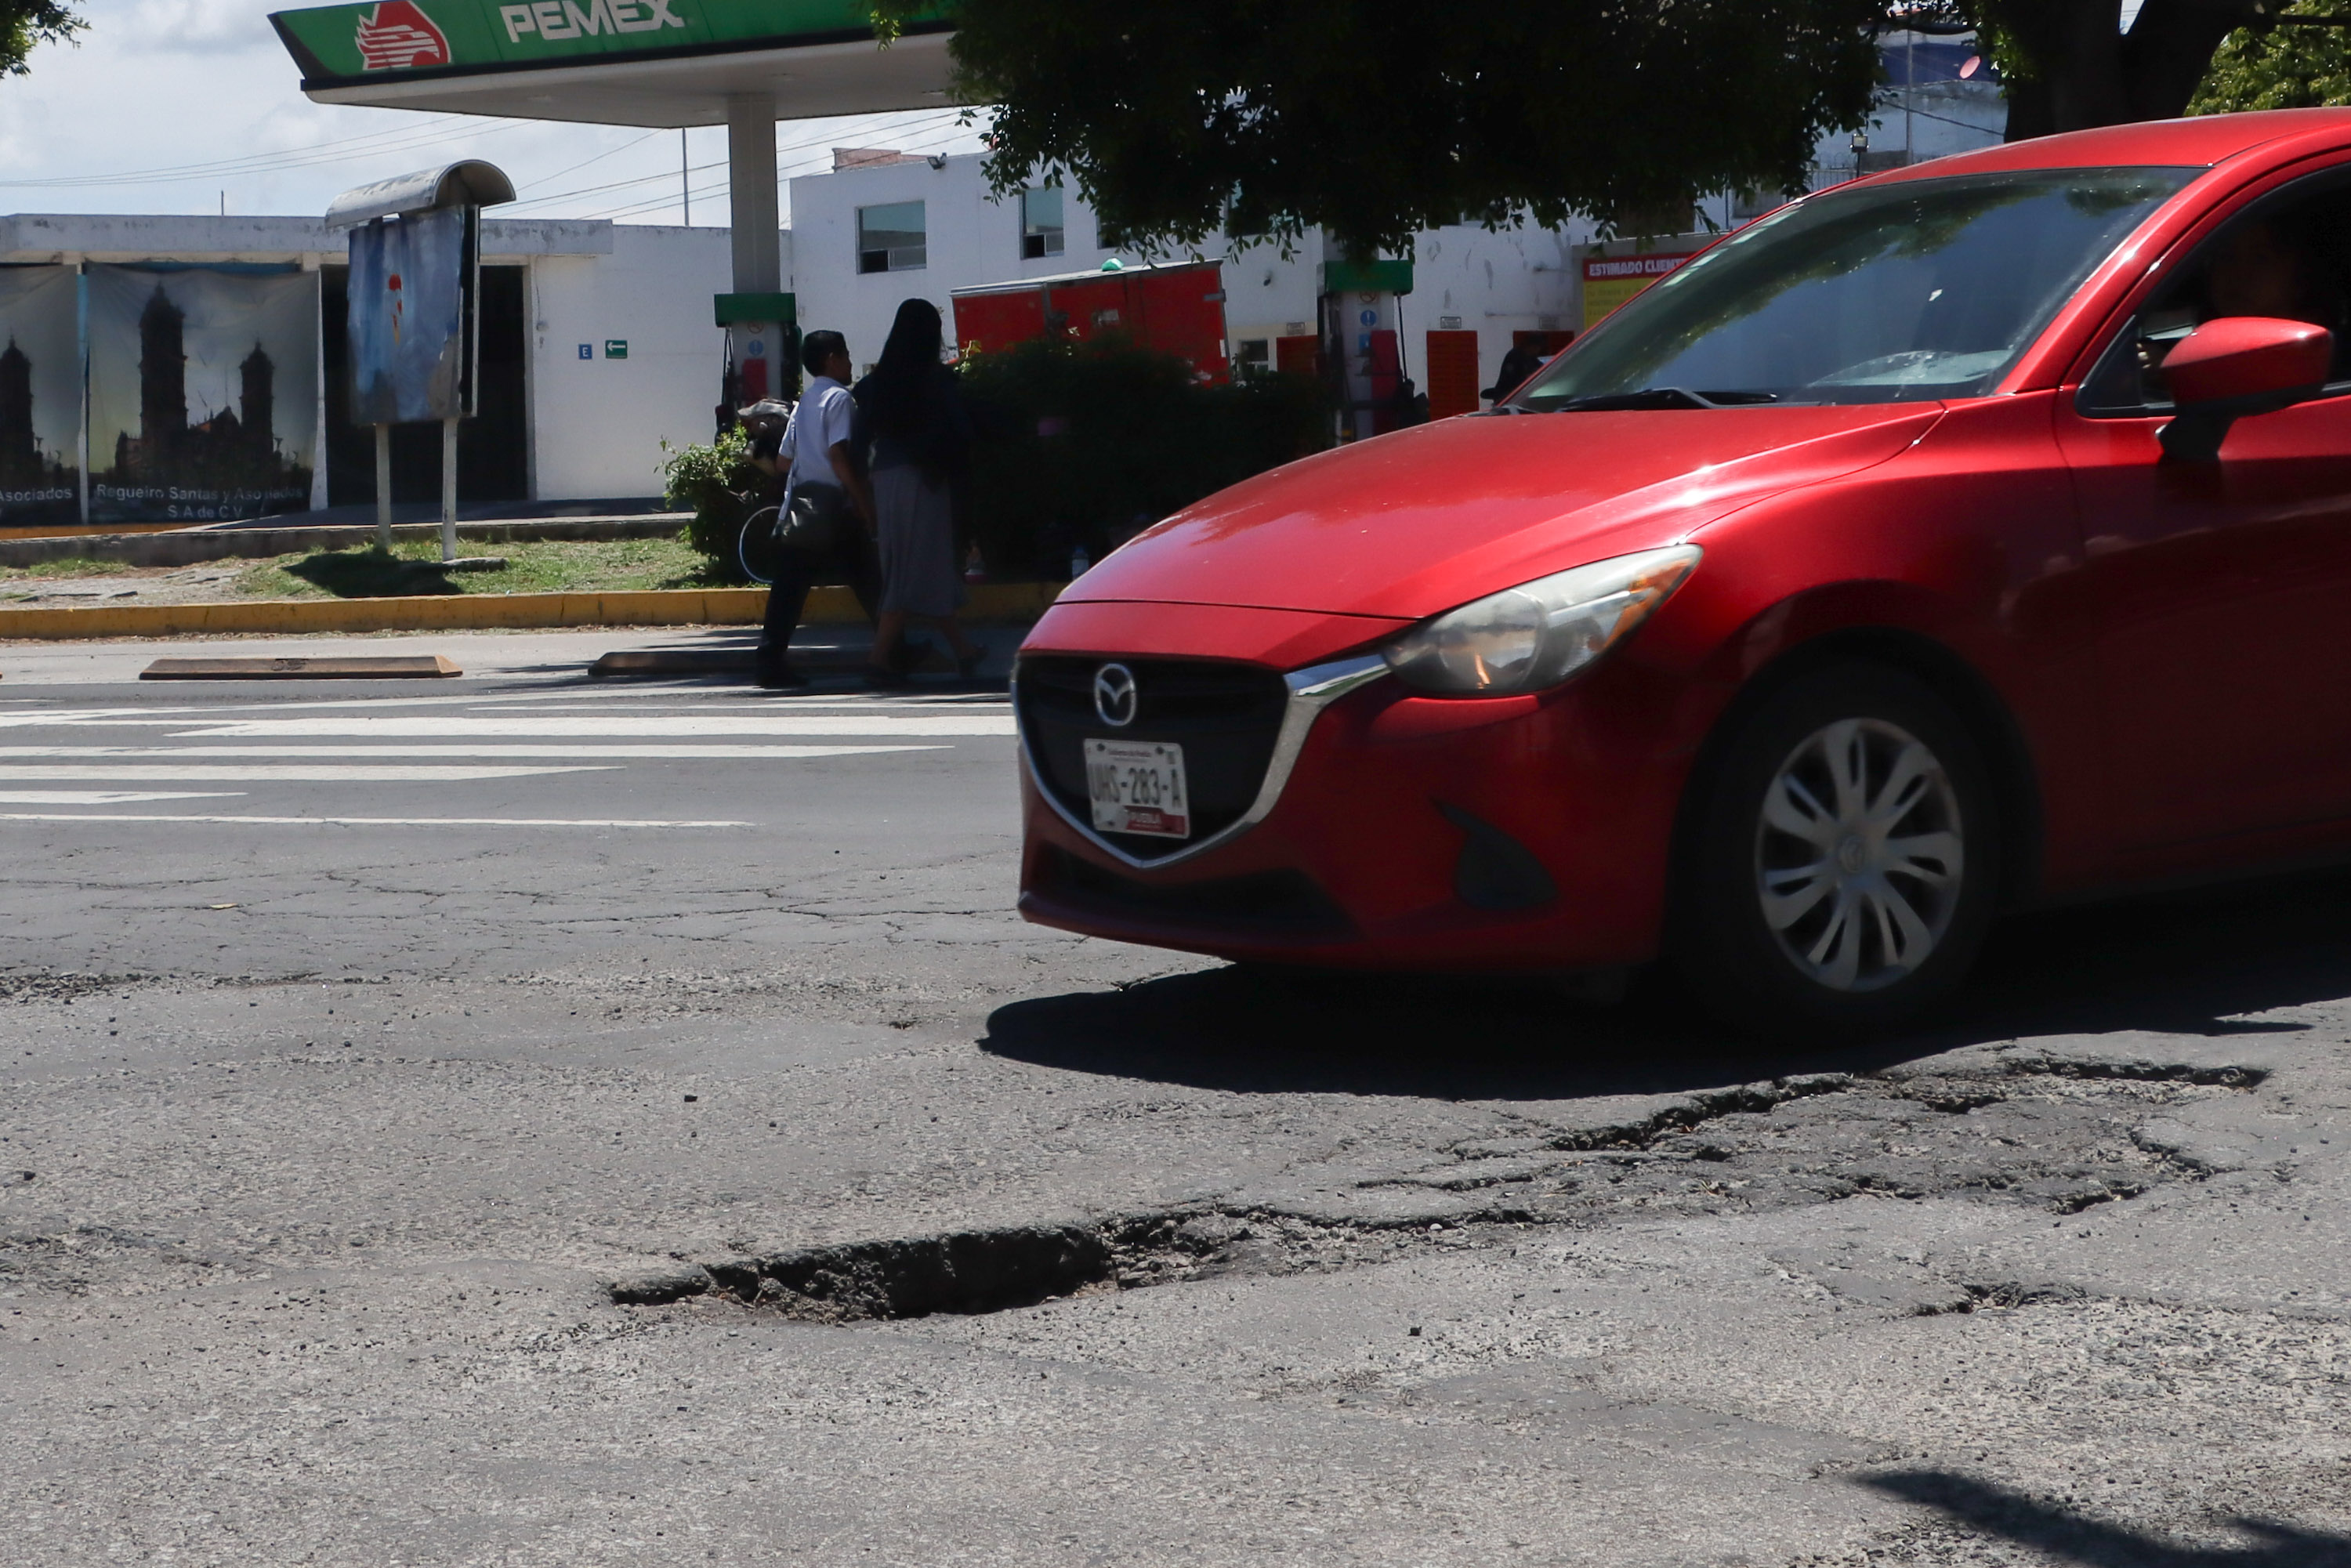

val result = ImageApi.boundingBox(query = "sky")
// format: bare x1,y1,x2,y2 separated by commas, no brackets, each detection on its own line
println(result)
0,0,991,225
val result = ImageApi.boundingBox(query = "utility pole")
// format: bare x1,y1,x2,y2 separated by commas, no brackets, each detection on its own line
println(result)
1904,27,1915,166
681,129,690,225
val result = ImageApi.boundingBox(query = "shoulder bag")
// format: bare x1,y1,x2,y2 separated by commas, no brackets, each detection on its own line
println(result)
773,476,852,556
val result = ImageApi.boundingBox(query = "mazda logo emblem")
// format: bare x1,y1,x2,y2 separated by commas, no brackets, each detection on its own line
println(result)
1092,662,1138,727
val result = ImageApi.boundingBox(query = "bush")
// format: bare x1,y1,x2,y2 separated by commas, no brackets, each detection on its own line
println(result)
665,340,1332,581
661,425,762,582
958,335,1330,578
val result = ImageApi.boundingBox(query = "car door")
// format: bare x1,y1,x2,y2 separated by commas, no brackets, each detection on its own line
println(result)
2056,164,2351,863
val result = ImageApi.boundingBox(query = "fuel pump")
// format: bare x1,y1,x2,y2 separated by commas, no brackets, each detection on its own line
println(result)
715,290,798,416
1318,259,1414,442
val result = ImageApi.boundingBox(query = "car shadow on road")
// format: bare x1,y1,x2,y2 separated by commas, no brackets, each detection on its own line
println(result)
1862,1471,2351,1566
980,867,2351,1101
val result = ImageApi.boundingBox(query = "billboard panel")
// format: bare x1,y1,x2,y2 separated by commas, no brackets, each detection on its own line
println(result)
0,266,82,527
347,208,470,425
87,266,319,525
1581,248,1697,330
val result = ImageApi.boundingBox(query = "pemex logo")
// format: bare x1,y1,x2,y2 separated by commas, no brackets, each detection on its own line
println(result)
354,1,451,70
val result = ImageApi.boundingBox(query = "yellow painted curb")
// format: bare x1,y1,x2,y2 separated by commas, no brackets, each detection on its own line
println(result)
0,580,1066,642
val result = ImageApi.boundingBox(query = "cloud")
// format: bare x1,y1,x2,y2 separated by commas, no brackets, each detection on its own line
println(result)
0,2,986,222
112,0,284,56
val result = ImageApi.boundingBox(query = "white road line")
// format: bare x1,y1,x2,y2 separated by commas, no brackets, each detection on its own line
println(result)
0,709,161,728
0,764,615,781
155,716,1017,738
0,744,946,760
0,791,246,804
484,704,1012,716
0,693,1012,723
0,813,750,827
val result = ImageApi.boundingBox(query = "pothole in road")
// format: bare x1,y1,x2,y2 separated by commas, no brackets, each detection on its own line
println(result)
610,1211,1451,1323
0,969,155,1005
614,1222,1114,1321
608,1055,2274,1325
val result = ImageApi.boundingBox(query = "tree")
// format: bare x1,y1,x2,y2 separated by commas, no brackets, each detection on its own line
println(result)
2190,0,2351,110
0,0,79,78
1953,0,2347,138
877,0,1887,255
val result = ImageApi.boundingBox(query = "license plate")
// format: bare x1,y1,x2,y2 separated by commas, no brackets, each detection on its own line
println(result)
1085,738,1190,839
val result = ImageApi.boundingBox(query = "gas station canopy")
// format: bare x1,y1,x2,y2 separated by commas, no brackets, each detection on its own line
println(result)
270,0,956,125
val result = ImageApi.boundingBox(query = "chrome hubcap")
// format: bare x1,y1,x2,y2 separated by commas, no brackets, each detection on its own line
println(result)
1753,718,1964,994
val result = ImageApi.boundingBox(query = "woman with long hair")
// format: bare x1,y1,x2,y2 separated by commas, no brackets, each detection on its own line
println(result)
853,298,984,686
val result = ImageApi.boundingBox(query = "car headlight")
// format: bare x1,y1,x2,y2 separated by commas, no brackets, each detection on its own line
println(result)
1381,545,1702,695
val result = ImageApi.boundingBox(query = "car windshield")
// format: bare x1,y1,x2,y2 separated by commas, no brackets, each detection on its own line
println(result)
1512,167,2197,410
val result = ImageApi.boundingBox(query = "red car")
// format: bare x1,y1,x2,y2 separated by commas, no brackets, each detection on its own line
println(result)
1014,110,2351,1035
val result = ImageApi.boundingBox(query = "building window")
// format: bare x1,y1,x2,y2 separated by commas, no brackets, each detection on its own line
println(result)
858,201,926,273
1020,186,1064,260
1233,338,1270,372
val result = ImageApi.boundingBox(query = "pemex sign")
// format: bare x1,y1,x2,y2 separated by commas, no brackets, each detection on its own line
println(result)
273,0,944,81
353,2,449,69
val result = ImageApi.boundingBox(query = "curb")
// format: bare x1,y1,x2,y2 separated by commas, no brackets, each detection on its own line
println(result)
0,581,1066,641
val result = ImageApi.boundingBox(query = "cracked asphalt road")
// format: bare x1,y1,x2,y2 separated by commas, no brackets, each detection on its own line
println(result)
2,648,2348,1566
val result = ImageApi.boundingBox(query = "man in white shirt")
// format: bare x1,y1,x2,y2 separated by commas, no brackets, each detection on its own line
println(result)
784,335,874,514
756,330,880,688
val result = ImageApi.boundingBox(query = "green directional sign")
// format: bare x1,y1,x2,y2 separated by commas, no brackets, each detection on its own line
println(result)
271,0,947,85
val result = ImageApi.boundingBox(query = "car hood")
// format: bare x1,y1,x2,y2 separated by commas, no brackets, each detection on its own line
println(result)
1060,404,1945,621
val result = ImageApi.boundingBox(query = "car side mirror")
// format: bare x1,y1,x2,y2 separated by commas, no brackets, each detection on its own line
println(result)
2157,315,2333,462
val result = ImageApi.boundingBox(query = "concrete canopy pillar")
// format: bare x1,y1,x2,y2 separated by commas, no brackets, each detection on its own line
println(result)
726,92,781,294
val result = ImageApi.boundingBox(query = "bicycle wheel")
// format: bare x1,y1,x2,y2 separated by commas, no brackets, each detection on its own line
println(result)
738,505,783,586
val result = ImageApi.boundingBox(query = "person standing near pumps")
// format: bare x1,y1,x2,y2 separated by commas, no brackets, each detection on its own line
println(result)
755,329,878,690
853,299,986,688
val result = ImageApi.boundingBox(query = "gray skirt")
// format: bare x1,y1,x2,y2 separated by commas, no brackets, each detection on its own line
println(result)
871,465,965,617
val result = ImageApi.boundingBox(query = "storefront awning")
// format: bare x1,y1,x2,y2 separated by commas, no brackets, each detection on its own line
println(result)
270,0,957,126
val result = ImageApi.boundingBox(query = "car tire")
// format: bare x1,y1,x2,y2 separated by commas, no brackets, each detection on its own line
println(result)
1674,663,2001,1041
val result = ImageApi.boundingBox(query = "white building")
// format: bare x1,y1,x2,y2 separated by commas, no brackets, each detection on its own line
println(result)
0,212,732,512
788,149,1599,405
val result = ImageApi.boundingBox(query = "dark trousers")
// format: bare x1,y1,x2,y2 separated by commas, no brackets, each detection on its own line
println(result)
758,529,882,670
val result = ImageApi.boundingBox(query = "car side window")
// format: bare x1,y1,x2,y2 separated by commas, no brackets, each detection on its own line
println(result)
2080,170,2351,415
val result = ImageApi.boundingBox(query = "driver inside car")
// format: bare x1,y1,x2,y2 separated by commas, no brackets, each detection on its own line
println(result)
2110,212,2351,404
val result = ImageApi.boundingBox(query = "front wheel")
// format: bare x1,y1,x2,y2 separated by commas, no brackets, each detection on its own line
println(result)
1674,664,2000,1041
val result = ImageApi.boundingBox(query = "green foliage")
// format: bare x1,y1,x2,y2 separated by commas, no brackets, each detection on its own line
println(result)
0,0,79,78
661,343,1329,580
0,555,130,580
955,336,1331,577
237,538,719,600
2191,2,2351,113
1947,0,2291,135
873,0,1883,255
660,426,763,582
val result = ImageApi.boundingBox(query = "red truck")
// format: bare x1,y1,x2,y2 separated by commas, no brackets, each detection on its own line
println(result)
951,258,1230,382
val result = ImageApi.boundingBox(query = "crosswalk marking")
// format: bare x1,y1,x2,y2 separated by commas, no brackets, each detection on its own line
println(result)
0,791,244,804
0,764,614,781
0,813,749,827
157,715,1017,738
0,744,945,760
0,691,1012,824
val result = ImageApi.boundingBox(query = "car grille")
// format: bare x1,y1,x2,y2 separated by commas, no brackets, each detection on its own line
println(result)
1016,654,1291,862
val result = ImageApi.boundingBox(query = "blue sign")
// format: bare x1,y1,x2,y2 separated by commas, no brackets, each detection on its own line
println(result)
578,343,592,360
747,339,765,357
1358,308,1378,327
